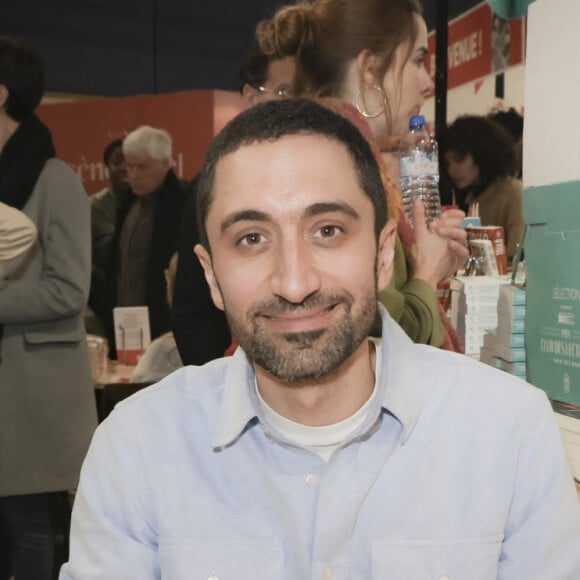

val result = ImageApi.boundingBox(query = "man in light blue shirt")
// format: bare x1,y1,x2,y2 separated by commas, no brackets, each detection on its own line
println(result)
61,99,580,579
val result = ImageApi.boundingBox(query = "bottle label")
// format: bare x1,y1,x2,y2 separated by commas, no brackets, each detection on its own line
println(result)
400,157,438,178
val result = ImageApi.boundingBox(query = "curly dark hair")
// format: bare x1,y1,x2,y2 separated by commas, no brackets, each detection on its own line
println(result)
488,107,523,142
438,115,516,190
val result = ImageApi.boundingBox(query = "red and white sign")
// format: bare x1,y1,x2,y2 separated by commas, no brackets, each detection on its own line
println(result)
38,90,218,194
427,1,526,90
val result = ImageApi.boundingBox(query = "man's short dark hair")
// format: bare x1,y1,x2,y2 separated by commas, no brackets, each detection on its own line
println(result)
196,98,388,250
238,49,270,94
0,37,45,121
103,138,124,165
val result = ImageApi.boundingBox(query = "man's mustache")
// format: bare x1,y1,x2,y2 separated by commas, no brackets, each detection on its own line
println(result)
251,291,352,317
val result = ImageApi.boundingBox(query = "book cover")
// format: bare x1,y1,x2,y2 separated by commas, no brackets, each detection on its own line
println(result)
467,239,499,276
113,306,151,365
466,225,508,274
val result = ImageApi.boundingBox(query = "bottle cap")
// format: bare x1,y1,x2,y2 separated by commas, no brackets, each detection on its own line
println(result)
409,115,425,129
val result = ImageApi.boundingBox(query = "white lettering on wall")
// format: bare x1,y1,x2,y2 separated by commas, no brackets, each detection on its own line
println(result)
448,31,482,69
70,157,107,184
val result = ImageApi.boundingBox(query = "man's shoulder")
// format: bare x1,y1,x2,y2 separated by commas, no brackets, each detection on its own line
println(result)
28,159,87,208
36,158,82,190
414,343,549,418
108,357,233,429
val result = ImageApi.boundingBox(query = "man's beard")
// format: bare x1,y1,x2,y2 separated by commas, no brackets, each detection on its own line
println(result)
225,288,378,383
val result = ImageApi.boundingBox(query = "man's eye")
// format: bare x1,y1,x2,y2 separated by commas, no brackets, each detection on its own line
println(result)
315,225,342,238
238,233,264,246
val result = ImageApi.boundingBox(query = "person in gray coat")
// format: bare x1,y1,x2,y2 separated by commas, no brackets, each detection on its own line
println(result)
0,202,37,280
0,37,98,580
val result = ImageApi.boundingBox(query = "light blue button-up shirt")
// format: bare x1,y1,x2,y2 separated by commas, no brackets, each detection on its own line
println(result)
61,307,580,579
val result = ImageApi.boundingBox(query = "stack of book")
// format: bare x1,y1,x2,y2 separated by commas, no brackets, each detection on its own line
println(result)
479,284,527,380
450,275,510,358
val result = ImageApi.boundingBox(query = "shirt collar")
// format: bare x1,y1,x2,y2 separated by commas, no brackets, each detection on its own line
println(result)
211,347,259,449
375,303,426,444
211,303,427,449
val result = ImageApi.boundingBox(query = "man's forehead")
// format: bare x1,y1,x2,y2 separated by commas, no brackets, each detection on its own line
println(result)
212,135,356,191
208,134,366,217
218,133,349,167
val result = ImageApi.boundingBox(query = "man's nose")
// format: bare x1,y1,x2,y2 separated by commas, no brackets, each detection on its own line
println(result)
269,238,321,304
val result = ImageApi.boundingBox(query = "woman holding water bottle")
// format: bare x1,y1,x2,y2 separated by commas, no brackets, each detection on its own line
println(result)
256,0,468,350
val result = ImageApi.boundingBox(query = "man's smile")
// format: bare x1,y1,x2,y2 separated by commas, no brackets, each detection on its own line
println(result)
258,303,341,333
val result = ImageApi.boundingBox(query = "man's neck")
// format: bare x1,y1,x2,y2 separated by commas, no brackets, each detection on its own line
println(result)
254,339,377,427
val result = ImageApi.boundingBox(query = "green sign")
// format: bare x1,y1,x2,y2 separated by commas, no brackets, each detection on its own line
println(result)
487,0,535,19
524,181,580,406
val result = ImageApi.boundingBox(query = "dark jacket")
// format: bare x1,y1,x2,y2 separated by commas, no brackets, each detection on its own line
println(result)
90,169,187,357
171,177,231,365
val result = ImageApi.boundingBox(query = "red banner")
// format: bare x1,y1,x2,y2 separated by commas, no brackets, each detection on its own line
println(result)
427,1,526,90
38,90,216,194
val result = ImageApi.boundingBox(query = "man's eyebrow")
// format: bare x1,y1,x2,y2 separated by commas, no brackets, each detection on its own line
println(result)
220,209,271,233
219,202,360,233
304,201,360,220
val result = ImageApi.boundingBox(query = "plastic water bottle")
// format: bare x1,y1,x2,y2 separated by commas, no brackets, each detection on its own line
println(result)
399,115,442,227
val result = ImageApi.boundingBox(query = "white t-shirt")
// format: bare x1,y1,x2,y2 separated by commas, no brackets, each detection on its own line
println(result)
256,338,381,461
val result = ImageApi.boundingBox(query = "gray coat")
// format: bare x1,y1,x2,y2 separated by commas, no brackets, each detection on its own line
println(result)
0,159,98,496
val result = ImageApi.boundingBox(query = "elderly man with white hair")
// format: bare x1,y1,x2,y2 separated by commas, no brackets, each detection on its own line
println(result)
89,125,187,360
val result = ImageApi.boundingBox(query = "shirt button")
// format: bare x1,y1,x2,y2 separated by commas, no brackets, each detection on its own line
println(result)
324,567,334,580
305,474,318,486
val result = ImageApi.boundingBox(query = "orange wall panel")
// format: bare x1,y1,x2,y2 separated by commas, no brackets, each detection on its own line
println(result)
38,90,215,194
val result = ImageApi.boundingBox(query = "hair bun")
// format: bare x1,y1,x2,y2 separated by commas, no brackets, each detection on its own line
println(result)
256,4,318,59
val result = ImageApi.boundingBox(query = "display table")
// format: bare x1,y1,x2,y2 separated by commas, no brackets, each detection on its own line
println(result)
94,361,135,387
94,361,143,422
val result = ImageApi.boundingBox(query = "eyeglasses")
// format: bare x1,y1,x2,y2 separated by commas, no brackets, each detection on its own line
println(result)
255,85,292,99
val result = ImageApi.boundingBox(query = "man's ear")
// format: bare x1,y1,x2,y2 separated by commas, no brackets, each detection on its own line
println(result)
356,49,380,87
376,219,397,292
194,243,225,311
241,84,257,107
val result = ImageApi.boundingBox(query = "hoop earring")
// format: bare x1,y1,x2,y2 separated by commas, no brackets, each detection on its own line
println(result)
355,85,387,119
